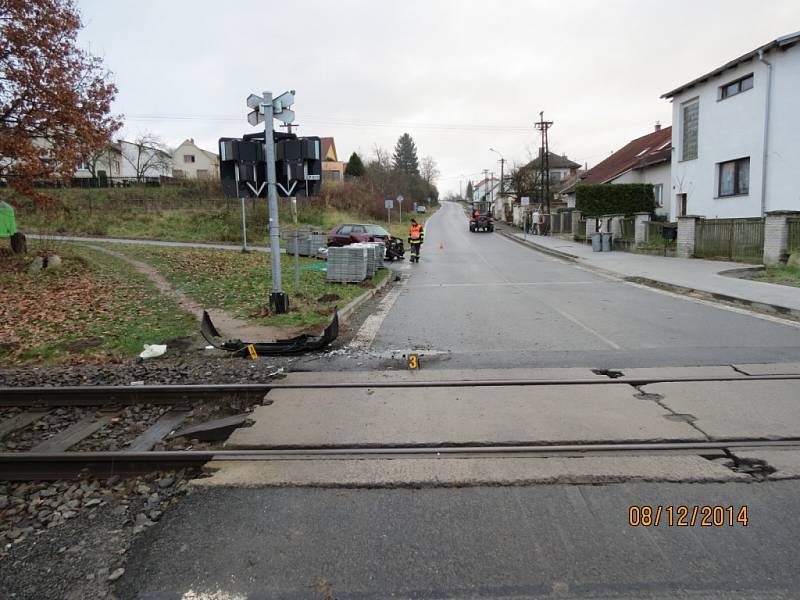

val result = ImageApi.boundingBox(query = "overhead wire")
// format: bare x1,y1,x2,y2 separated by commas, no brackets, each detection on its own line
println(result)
124,113,534,133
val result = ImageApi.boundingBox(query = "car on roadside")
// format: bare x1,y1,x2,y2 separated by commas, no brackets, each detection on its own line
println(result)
327,223,391,246
327,223,405,260
416,205,427,214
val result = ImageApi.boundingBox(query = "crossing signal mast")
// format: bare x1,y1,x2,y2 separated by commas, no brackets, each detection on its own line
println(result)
218,90,322,314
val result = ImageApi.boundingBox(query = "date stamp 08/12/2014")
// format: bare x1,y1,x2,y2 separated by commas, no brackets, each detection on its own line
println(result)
629,505,749,527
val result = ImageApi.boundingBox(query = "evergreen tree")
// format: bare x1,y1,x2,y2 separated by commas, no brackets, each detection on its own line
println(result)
392,133,420,175
465,180,474,202
345,152,366,177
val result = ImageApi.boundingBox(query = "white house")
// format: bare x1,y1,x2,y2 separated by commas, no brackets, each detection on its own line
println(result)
171,139,219,180
560,124,672,219
472,176,500,203
662,31,800,218
73,140,171,182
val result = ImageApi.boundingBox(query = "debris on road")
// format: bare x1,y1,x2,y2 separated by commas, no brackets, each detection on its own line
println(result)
200,309,339,356
138,344,167,360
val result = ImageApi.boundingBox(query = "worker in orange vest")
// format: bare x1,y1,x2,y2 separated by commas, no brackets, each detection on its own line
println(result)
408,218,425,263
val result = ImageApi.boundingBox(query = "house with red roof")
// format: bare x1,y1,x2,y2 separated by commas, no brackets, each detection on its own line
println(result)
561,124,672,219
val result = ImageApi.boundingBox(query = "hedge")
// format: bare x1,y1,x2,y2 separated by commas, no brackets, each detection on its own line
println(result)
575,183,656,217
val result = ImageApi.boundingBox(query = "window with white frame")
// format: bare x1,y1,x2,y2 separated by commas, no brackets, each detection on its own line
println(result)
653,183,664,207
183,154,195,164
681,99,699,161
717,157,750,197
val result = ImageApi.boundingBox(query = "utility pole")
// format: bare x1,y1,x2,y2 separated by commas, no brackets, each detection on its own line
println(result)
490,171,495,204
281,122,299,134
534,111,553,231
482,169,489,204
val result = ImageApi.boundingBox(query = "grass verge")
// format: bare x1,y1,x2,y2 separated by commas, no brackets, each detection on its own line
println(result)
751,264,800,288
0,247,197,365
12,187,435,245
104,244,390,329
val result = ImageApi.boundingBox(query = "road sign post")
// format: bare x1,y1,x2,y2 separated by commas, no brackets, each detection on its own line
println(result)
397,195,404,223
385,198,394,224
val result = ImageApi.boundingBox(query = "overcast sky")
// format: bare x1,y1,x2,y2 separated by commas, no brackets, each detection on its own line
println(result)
76,0,799,194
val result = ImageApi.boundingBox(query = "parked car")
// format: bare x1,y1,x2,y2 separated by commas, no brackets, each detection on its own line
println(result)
327,223,405,260
327,223,391,246
416,205,427,214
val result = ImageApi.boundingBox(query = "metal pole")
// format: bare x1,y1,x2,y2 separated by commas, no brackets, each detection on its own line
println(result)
399,200,402,223
236,164,247,252
262,91,284,304
292,197,300,292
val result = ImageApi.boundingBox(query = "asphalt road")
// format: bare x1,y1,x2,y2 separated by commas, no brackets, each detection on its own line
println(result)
119,480,800,600
334,201,800,369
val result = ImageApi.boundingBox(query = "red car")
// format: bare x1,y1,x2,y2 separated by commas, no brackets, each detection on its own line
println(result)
327,223,391,246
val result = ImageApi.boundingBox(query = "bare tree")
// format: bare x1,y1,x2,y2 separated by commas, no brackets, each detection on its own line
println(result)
371,144,392,170
120,133,171,182
86,145,118,179
420,155,440,185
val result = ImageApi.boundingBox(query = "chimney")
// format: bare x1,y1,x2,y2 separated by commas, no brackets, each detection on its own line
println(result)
654,121,661,132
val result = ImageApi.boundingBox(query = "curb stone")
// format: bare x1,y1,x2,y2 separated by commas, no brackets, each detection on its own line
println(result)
624,276,800,321
497,230,579,262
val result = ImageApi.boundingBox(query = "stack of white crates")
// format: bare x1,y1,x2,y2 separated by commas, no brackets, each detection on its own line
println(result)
306,234,328,258
327,246,368,282
351,243,378,276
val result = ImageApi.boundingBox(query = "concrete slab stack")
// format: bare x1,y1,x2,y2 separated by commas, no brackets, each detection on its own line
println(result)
326,245,368,282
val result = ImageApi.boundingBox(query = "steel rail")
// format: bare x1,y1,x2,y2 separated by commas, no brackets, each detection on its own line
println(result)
1,374,799,406
3,439,800,480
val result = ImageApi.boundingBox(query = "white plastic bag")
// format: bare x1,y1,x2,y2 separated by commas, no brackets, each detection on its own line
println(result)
139,344,167,359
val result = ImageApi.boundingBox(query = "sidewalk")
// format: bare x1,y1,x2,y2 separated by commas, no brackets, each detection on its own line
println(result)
498,226,800,314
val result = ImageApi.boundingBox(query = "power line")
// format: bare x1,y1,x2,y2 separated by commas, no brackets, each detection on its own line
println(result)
124,113,534,133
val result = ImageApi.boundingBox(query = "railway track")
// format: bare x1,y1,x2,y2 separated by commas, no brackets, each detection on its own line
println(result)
2,375,800,481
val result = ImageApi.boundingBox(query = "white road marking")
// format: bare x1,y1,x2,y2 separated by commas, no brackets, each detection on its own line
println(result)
347,283,405,351
466,231,624,349
497,232,800,330
550,306,623,350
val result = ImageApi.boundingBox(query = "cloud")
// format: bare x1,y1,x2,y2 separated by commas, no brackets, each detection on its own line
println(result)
76,0,799,192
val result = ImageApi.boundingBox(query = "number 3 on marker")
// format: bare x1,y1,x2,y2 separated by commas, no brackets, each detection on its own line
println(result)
408,354,419,370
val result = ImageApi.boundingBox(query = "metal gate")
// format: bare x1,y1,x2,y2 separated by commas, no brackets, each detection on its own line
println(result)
694,218,764,263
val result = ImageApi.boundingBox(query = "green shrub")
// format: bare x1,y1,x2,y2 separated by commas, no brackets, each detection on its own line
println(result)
575,183,655,217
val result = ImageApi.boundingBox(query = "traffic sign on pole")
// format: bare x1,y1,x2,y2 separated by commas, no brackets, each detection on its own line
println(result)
247,110,263,126
246,94,263,110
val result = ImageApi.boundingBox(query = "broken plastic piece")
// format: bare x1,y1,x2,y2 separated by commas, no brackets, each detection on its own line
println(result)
139,344,167,359
200,310,338,356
